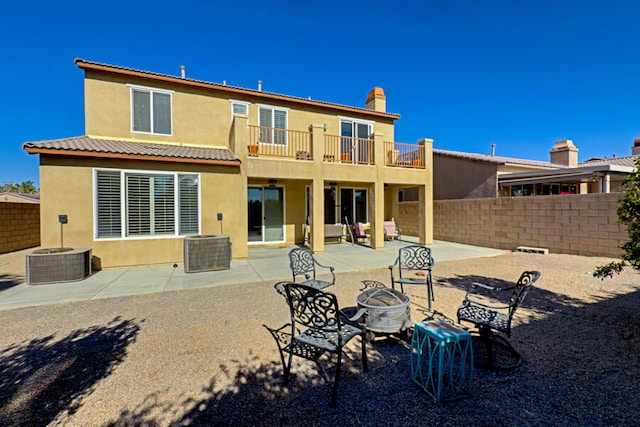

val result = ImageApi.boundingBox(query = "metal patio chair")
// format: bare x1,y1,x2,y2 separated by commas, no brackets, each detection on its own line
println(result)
288,247,335,289
457,270,541,370
265,281,368,407
389,245,435,311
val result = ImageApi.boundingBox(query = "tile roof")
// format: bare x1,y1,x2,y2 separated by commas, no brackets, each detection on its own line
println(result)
75,59,401,120
433,148,566,169
23,136,241,166
579,154,640,168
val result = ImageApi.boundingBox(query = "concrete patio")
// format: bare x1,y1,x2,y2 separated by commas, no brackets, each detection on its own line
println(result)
0,239,505,310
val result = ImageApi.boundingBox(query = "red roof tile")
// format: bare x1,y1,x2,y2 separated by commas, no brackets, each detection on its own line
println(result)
23,136,240,166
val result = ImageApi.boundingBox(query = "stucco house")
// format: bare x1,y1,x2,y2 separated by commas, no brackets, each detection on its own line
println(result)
23,59,433,268
434,139,637,200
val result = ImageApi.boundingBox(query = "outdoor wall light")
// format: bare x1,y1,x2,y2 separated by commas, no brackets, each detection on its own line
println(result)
268,179,277,187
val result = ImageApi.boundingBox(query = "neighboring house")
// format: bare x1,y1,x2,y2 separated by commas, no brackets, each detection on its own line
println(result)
23,59,432,268
0,192,40,204
434,139,638,200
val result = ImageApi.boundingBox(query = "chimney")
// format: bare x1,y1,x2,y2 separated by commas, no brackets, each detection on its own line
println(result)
180,65,186,79
258,80,262,92
550,139,578,167
633,138,640,155
491,144,496,157
366,87,386,112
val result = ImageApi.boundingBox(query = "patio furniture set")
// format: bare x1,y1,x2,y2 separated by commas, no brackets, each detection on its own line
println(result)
264,245,541,406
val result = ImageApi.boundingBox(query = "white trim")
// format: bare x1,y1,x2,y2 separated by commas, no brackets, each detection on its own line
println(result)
93,167,201,241
256,103,290,111
337,116,375,126
247,185,286,244
230,100,250,119
126,83,175,94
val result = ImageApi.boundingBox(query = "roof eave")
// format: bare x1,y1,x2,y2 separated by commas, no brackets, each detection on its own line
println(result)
24,146,241,167
75,59,401,120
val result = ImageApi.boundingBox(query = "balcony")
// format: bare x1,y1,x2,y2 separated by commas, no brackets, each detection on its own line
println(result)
384,142,425,169
324,135,374,165
248,125,312,159
245,126,423,170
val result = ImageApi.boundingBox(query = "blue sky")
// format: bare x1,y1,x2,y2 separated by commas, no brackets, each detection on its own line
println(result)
3,0,640,187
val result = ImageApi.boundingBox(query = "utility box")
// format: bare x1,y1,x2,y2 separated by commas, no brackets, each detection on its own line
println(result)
183,235,231,273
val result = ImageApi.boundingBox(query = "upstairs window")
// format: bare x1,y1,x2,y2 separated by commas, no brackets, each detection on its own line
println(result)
231,100,249,116
130,85,173,135
258,105,287,145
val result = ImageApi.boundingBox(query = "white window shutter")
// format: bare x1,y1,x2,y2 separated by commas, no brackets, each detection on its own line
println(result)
96,171,122,238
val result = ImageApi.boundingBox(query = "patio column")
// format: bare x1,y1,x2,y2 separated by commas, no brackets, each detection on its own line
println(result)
419,138,434,245
231,113,249,162
368,131,385,249
602,174,611,193
370,181,385,249
232,114,249,258
310,124,325,253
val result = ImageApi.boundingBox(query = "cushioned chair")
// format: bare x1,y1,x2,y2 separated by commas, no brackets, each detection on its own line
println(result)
457,271,541,370
266,281,368,407
383,220,401,241
288,247,335,289
352,222,370,245
389,245,435,311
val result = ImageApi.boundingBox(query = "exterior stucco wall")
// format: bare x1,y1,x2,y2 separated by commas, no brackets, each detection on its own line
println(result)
39,155,245,268
433,193,626,257
433,155,498,200
84,71,395,146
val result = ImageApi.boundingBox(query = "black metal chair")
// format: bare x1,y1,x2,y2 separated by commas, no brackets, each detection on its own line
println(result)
265,281,368,407
389,245,435,311
288,247,335,289
457,271,541,370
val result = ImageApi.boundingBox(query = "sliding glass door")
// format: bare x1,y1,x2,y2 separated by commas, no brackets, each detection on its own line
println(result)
248,186,284,243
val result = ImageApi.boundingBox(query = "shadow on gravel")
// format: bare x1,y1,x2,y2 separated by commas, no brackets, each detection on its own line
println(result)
0,274,24,291
436,273,587,315
0,317,140,426
105,287,640,426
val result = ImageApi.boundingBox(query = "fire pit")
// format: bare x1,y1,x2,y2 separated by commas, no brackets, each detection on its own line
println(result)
356,287,412,335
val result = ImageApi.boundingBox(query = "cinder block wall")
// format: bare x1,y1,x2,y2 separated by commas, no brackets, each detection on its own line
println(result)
429,193,626,257
0,203,40,254
397,201,420,236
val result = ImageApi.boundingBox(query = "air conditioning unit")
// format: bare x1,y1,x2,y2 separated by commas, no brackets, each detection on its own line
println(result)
26,248,92,285
184,235,231,273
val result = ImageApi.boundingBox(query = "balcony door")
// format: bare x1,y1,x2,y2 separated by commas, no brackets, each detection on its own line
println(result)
340,120,371,163
248,187,284,243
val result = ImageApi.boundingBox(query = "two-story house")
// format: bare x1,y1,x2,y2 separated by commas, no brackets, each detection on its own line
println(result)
24,59,433,268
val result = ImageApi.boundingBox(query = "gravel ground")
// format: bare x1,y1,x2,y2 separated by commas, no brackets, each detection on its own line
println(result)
1,249,639,426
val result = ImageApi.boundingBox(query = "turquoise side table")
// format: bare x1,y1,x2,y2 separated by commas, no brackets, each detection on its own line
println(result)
410,320,473,401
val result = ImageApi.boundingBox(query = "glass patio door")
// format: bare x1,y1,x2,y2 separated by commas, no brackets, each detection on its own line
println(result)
341,188,367,225
248,187,284,243
340,120,371,163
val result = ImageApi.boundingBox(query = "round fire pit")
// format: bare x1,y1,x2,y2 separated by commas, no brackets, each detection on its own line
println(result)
356,287,412,334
